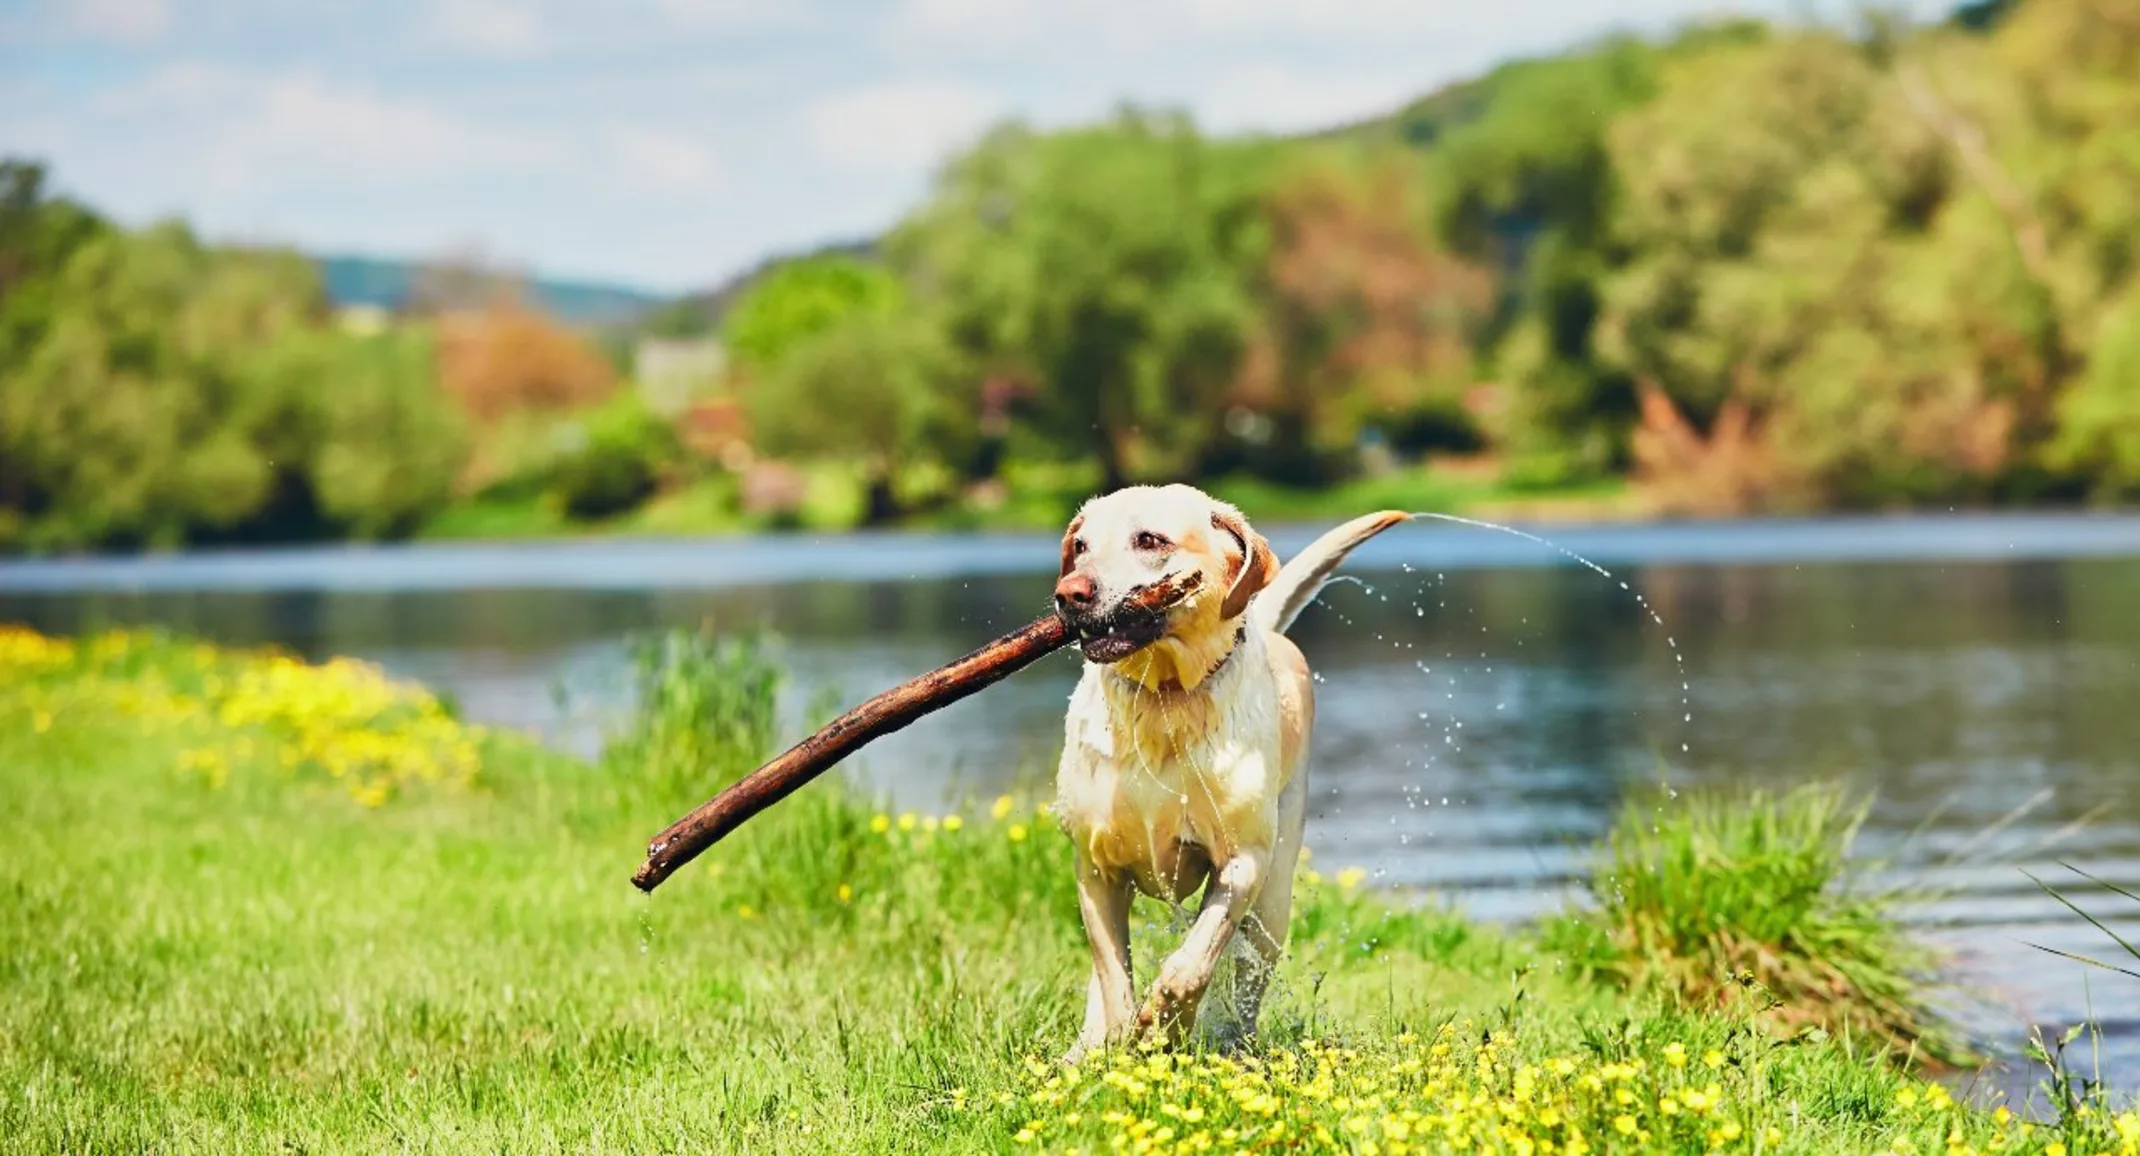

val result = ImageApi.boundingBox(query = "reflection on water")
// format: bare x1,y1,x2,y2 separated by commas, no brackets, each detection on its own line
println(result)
5,518,2138,1087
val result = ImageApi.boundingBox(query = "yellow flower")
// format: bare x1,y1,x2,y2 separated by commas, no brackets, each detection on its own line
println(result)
1614,1114,1638,1136
897,812,918,832
1704,1049,1726,1069
1337,866,1369,891
1008,824,1030,842
836,883,852,903
870,814,891,834
942,814,965,832
1664,1041,1687,1068
2044,1144,2065,1156
992,795,1016,820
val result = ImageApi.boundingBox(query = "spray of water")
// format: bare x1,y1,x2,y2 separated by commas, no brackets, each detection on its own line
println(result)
1404,511,1694,768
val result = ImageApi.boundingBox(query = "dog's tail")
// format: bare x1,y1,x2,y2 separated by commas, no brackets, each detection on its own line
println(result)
1253,510,1412,635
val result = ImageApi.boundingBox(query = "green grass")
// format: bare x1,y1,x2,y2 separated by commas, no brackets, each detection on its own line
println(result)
1,626,2132,1153
416,462,1633,544
1548,786,1963,1066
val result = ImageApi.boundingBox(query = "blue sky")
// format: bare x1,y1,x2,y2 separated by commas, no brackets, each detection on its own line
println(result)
1,0,1952,293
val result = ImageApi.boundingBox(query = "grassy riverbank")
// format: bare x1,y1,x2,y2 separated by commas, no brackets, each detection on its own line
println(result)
417,462,1640,544
1,626,2132,1154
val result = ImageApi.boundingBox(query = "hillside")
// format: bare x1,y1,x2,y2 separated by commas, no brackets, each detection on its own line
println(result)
317,255,666,327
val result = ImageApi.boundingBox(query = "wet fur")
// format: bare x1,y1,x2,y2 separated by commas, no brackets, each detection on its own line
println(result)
1050,485,1408,1059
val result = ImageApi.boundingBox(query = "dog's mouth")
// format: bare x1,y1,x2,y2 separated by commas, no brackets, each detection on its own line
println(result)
1072,610,1168,664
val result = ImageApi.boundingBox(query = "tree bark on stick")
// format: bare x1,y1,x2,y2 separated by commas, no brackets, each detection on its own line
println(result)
630,573,1201,892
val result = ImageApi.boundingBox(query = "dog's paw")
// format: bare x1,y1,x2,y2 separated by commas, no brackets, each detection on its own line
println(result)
1135,957,1209,1040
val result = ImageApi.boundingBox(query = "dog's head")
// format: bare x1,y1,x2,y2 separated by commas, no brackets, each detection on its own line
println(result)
1053,484,1278,670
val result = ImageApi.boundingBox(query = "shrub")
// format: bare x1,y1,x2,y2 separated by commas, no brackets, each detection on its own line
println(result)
1554,783,1959,1064
546,391,681,520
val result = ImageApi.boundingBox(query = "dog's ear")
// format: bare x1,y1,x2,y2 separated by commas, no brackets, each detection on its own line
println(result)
1058,513,1086,577
1212,508,1278,621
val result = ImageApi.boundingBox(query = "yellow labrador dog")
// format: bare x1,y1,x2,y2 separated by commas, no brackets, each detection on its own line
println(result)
1050,484,1408,1059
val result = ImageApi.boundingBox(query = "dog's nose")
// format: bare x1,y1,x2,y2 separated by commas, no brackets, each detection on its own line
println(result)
1054,573,1098,613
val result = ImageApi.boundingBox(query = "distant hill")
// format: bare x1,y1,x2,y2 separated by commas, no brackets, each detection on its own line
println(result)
316,255,667,327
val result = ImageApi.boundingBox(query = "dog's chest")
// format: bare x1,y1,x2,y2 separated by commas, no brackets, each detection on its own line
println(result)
1054,666,1284,873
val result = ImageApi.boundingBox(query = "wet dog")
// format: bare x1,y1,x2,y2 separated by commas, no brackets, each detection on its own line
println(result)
1050,484,1408,1058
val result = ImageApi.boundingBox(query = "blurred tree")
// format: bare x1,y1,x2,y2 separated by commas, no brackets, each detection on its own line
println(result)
434,304,619,425
1594,31,2050,509
720,255,903,372
547,391,682,521
1221,152,1492,483
0,223,308,547
1418,31,1756,480
2050,293,2140,497
243,328,470,538
746,309,968,524
891,112,1269,488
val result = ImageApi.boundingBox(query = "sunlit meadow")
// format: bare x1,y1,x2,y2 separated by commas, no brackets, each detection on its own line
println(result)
1,626,2133,1153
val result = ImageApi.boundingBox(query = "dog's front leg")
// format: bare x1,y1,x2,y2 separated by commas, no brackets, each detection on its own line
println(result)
1066,850,1135,1063
1136,848,1267,1044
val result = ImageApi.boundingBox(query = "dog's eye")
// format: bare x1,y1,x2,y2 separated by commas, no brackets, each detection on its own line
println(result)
1131,531,1171,552
1072,538,1088,557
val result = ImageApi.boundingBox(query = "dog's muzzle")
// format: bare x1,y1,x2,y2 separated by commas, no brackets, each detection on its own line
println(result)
1068,606,1168,663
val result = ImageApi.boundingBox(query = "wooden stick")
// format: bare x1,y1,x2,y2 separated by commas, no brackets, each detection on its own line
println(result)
629,574,1200,892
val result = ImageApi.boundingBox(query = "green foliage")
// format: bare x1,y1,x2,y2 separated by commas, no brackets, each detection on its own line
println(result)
720,254,903,372
1556,783,1958,1064
892,113,1271,487
746,308,971,520
547,391,682,521
2050,294,2140,498
242,327,471,539
0,164,471,551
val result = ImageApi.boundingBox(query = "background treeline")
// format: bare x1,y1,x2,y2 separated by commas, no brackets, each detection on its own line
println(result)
4,0,2136,553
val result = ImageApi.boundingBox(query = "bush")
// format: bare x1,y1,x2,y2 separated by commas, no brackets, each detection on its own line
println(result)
546,391,681,520
1552,784,1960,1064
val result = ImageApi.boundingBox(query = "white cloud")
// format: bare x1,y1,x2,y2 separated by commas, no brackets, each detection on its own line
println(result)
82,64,560,195
66,0,172,44
1189,63,1436,136
415,0,550,59
605,127,722,195
803,80,1001,176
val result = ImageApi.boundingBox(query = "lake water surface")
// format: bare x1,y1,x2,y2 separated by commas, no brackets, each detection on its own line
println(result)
6,513,2138,1091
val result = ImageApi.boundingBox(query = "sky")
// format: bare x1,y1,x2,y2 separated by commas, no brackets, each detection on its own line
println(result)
2,0,1954,294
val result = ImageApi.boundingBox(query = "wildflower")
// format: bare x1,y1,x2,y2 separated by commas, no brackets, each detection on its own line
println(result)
897,812,918,832
1614,1114,1638,1136
1337,866,1369,891
1704,1048,1726,1070
1664,1041,1687,1069
992,795,1016,820
836,884,852,903
942,814,965,832
1008,824,1030,842
870,814,891,834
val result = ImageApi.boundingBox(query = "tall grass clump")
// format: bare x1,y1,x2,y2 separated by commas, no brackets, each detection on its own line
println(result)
1557,784,1958,1064
608,628,783,815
